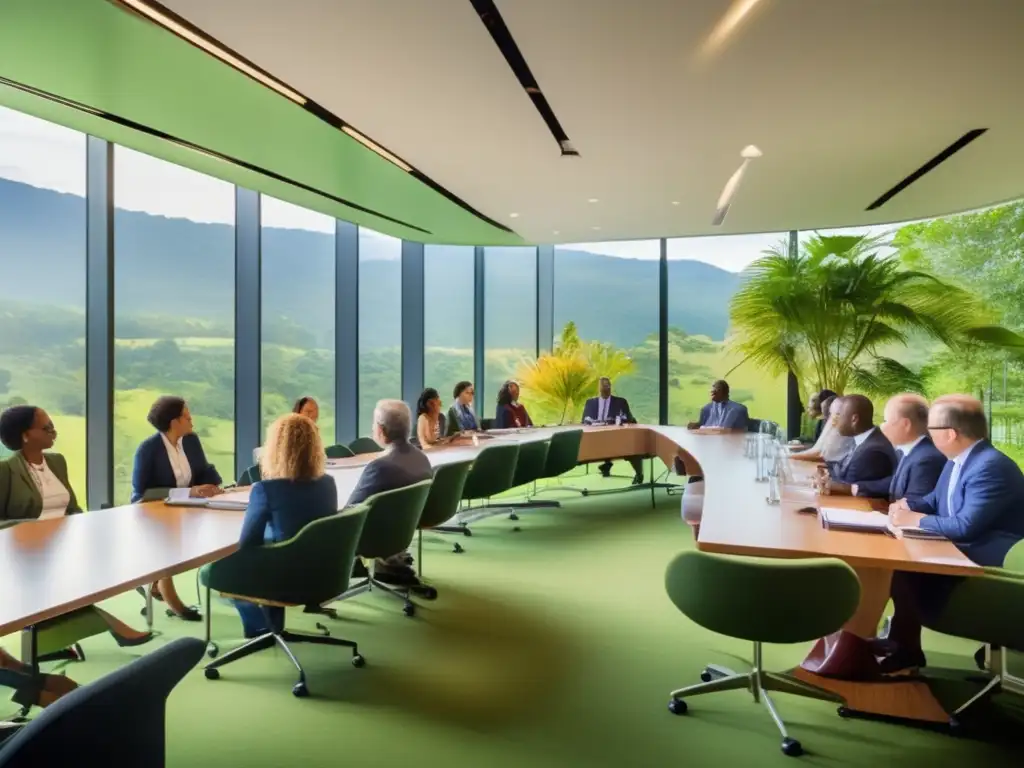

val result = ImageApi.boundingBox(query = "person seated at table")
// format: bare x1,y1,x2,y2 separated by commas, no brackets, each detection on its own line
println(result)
447,380,479,435
415,387,446,449
582,377,643,484
878,395,1024,673
292,396,319,423
234,413,338,638
687,379,748,431
790,395,854,463
131,395,224,622
345,399,432,588
808,389,838,443
824,394,897,489
495,380,533,429
831,394,945,503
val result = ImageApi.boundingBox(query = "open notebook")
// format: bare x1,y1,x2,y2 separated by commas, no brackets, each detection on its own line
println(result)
165,487,249,510
818,507,948,540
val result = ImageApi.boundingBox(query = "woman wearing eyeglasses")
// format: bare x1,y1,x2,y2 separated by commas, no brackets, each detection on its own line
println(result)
0,405,81,521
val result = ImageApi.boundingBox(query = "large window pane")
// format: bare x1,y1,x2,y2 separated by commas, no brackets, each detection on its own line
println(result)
114,147,235,503
0,106,86,499
261,196,335,443
425,245,474,408
667,233,788,426
358,227,401,434
483,246,536,416
554,240,659,423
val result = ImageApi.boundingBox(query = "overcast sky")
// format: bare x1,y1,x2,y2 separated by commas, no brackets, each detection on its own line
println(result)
1,105,897,272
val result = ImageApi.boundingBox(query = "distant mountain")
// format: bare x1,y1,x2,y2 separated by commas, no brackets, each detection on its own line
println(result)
0,177,738,348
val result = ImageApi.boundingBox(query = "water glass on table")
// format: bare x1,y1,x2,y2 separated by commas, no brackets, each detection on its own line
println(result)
814,465,831,496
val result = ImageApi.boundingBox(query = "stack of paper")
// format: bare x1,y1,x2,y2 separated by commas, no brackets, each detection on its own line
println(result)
899,527,948,541
819,507,890,534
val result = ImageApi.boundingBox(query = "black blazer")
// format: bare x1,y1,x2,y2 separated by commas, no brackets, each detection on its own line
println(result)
131,432,222,503
344,441,432,507
854,436,946,503
827,427,898,486
581,395,635,424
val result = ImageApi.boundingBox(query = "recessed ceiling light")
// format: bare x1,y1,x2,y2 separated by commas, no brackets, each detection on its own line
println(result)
553,230,560,235
671,201,681,206
588,198,599,203
591,226,601,231
509,212,520,218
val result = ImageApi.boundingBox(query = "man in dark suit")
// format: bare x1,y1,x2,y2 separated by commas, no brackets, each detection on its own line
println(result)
830,394,944,503
877,395,1024,672
825,394,897,487
346,399,433,586
687,380,749,431
582,377,643,484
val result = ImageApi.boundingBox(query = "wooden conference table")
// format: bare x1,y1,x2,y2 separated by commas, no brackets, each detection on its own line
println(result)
0,424,979,724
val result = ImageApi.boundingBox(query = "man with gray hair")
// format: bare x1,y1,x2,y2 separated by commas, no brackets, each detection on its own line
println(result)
345,399,432,586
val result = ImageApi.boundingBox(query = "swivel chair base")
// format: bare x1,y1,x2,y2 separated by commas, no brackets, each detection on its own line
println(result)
326,563,418,618
947,645,1024,727
204,627,364,697
668,643,843,757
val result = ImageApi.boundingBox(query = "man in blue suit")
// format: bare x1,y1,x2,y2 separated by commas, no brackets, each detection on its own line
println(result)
825,394,897,487
830,394,944,503
877,395,1024,672
582,377,643,483
688,380,749,431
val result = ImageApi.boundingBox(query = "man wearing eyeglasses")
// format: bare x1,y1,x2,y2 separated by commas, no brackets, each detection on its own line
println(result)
874,395,1024,673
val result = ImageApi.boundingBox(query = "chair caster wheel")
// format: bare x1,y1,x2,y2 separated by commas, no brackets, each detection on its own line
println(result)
204,667,220,680
513,526,521,532
206,643,219,659
668,698,688,715
292,681,309,698
781,738,802,757
403,603,416,618
837,706,852,718
700,670,713,683
948,717,962,735
452,543,465,554
508,513,519,521
352,654,366,668
463,528,473,537
581,489,589,497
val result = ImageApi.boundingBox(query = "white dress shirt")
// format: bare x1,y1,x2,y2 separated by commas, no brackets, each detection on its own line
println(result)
26,459,71,520
852,426,875,447
946,439,982,512
598,397,610,422
161,433,193,488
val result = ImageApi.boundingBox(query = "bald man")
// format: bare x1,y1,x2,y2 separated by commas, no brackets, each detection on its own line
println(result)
877,395,1024,673
830,394,944,503
825,394,897,487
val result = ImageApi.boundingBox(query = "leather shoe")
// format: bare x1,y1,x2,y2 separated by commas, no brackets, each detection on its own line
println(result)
878,648,926,675
632,473,644,485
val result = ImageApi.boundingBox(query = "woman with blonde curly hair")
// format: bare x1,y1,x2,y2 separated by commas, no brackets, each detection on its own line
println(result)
233,413,338,637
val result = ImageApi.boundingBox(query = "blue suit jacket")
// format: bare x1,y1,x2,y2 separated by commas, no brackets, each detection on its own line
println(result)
910,440,1024,567
130,432,222,503
238,475,338,548
827,427,897,487
345,441,433,507
582,395,635,424
698,400,749,430
855,436,945,503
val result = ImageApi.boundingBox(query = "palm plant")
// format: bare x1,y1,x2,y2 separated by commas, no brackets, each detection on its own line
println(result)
728,233,1002,396
517,322,635,423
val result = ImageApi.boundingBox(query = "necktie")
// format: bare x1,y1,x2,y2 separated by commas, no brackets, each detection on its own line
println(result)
946,460,962,515
888,449,905,500
599,398,608,422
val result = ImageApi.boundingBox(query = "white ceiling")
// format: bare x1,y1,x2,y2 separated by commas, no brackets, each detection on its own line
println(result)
160,0,1024,243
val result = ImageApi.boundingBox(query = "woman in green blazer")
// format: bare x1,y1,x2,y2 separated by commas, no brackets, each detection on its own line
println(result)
0,405,81,521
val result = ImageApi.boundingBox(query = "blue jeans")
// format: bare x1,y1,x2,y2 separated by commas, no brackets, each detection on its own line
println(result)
234,601,284,638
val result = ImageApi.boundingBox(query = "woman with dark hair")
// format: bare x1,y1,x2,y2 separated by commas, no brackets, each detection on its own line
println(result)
809,389,838,442
0,405,80,521
447,380,478,434
292,396,319,423
131,395,223,621
495,380,533,429
415,387,446,449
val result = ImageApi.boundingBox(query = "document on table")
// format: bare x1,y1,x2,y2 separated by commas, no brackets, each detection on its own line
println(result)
165,488,207,506
898,527,948,541
819,507,890,533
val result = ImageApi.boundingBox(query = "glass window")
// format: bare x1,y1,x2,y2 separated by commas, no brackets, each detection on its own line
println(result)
483,246,536,417
0,106,87,499
260,196,335,445
358,227,402,435
113,147,235,502
424,245,474,410
667,233,788,427
554,240,659,423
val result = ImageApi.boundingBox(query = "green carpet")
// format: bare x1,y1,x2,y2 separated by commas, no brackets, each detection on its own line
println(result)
4,464,1023,766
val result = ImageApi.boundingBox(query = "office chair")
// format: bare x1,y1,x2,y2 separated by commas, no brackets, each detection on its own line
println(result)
457,443,520,531
0,638,204,767
417,460,473,559
237,464,261,486
328,480,432,618
200,508,369,696
664,550,859,757
348,436,382,455
325,443,355,459
530,429,586,499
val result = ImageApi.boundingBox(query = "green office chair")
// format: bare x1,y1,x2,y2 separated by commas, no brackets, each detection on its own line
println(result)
199,507,369,697
329,480,432,618
456,443,520,532
417,460,473,561
348,436,381,455
480,418,495,431
237,464,261,486
922,540,1024,726
531,429,585,499
664,550,860,757
325,444,355,459
503,440,560,523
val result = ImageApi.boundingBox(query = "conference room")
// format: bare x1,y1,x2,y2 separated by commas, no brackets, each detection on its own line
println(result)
2,0,1024,765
